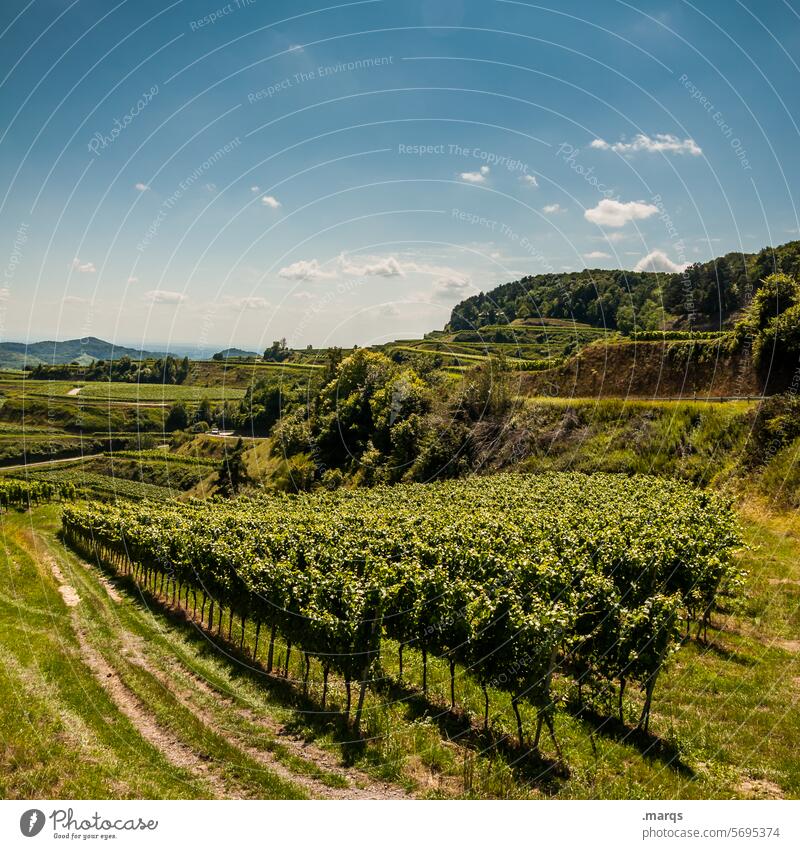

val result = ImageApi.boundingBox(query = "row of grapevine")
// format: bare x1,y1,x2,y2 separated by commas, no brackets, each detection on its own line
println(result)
61,473,742,751
0,477,77,509
24,469,174,501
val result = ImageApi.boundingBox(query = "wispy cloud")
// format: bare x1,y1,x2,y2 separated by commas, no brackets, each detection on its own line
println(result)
261,195,281,209
542,203,564,214
218,295,270,311
71,257,96,273
144,289,187,304
339,254,404,277
134,182,149,191
62,295,93,306
591,133,702,156
584,251,611,259
432,274,472,301
279,253,468,287
585,199,659,227
520,174,538,187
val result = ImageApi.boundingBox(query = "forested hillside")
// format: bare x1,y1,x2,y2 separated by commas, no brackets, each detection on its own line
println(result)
448,240,800,333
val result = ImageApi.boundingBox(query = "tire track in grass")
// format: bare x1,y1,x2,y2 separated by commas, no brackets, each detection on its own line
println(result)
26,524,302,799
70,617,237,799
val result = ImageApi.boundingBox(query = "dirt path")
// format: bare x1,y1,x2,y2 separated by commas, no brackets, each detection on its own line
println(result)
44,553,80,607
71,617,238,799
136,639,412,799
104,596,412,799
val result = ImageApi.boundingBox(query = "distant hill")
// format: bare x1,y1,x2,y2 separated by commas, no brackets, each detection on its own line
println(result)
447,240,800,334
212,347,261,360
0,337,166,369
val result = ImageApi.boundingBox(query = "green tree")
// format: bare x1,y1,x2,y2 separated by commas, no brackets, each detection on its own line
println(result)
165,402,189,432
217,437,248,496
196,396,213,424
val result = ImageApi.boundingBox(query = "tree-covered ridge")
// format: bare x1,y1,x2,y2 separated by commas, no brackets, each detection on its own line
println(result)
448,240,800,333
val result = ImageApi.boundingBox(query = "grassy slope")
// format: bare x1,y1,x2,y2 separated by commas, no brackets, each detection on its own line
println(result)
1,499,797,799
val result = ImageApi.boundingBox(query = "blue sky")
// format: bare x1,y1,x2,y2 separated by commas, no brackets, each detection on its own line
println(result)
1,0,799,351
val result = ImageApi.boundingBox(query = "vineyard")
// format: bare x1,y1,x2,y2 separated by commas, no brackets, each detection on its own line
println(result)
0,477,76,509
21,468,174,501
61,473,741,759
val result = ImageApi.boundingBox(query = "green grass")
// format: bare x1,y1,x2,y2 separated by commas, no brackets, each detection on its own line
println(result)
0,511,207,797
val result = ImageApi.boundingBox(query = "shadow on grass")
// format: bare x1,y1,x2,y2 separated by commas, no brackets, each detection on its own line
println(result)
374,672,569,794
565,700,695,778
693,635,757,667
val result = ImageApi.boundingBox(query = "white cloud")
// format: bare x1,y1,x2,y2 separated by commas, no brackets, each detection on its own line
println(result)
144,290,187,304
584,198,659,227
278,254,468,288
433,275,472,301
288,43,304,52
71,257,96,273
520,174,538,187
339,254,404,277
633,250,688,273
293,291,314,300
378,303,400,317
591,133,702,156
250,186,260,193
127,276,138,283
261,195,281,209
584,251,611,259
542,203,564,214
460,166,490,184
278,259,335,281
134,182,149,192
62,295,92,306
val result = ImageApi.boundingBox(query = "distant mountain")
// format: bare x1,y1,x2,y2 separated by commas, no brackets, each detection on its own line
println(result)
0,337,166,369
212,347,261,360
